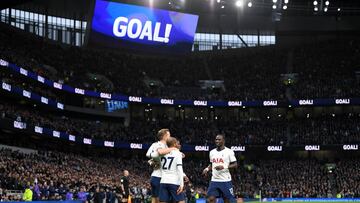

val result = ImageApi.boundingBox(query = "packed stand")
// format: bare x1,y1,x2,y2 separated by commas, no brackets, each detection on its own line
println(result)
2,24,360,101
334,159,360,198
0,99,288,145
0,24,285,101
253,160,333,198
0,69,61,103
0,149,152,202
290,116,360,145
292,40,360,99
1,98,360,145
0,25,207,100
1,148,359,202
207,48,287,101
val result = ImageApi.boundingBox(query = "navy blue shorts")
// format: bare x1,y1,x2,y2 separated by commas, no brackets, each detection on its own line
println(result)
207,181,236,202
159,183,185,202
150,176,161,197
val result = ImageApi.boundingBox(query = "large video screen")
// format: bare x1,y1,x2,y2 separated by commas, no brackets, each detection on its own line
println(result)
89,0,199,53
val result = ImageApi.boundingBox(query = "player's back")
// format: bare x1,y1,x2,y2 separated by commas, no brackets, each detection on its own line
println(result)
160,150,182,185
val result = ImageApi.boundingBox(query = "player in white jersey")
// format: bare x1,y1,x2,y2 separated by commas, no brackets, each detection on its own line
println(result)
202,134,237,203
146,129,177,203
159,137,185,203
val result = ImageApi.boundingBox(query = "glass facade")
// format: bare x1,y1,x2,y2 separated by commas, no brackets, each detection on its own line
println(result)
1,8,275,50
1,8,87,46
193,32,276,51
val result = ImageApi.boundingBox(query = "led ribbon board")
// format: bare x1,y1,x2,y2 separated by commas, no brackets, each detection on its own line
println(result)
90,0,199,53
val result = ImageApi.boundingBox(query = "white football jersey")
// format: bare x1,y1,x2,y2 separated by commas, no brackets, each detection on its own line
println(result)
160,150,184,186
146,141,167,178
209,147,237,182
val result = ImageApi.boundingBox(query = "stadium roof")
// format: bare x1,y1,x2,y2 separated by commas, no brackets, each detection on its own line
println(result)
9,0,360,21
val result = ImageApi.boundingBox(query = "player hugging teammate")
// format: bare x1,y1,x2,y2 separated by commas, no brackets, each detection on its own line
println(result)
146,129,189,203
147,131,237,203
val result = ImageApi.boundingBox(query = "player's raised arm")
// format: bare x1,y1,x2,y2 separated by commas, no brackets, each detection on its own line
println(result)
146,143,177,159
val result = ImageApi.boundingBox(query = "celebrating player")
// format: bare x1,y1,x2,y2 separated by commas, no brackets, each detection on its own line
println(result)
202,134,237,203
159,137,185,203
146,129,177,203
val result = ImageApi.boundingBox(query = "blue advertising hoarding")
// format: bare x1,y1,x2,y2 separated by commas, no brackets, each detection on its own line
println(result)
90,0,199,53
1,116,358,153
3,58,360,108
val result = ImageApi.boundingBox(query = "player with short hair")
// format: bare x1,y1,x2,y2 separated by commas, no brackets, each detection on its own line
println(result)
159,137,185,203
202,134,237,203
146,129,177,203
120,170,130,203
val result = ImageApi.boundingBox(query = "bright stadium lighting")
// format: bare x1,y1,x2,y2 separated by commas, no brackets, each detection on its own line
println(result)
272,0,277,3
235,0,243,7
217,0,220,3
324,7,328,12
272,4,277,9
284,0,289,3
325,0,329,6
221,5,225,8
337,7,341,11
283,5,287,10
313,0,318,6
247,1,252,7
314,6,318,11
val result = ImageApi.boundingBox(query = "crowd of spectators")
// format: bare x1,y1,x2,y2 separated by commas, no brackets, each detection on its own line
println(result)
0,148,152,202
1,98,360,145
334,160,360,198
292,40,360,99
291,116,360,145
206,48,286,101
0,148,359,202
0,69,61,103
1,24,360,102
254,160,333,198
0,99,288,145
0,24,207,100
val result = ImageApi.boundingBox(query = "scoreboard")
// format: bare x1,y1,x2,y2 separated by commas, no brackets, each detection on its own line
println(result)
89,0,199,53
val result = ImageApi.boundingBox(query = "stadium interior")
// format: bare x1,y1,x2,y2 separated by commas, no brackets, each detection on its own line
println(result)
0,0,359,202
